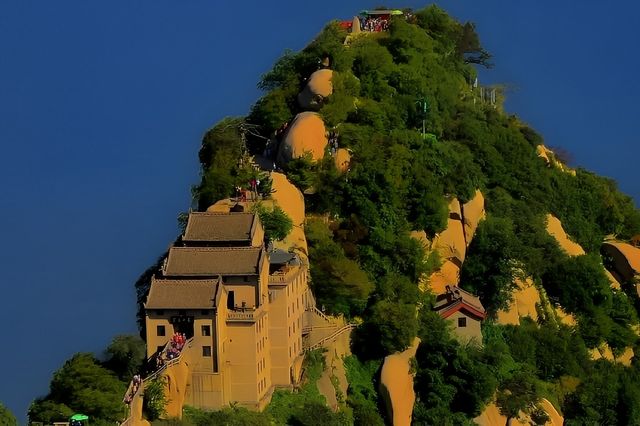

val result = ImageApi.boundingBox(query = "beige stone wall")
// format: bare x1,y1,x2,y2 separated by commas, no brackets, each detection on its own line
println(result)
188,372,225,409
190,316,216,373
268,264,308,386
145,312,173,358
226,314,271,406
251,220,265,248
446,311,482,344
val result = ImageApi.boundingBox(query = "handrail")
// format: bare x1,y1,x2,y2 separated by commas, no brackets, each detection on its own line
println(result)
121,338,193,424
306,324,356,352
146,338,193,382
306,306,331,323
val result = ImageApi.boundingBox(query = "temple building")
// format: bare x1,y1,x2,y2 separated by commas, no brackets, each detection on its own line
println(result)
433,285,486,345
143,212,312,410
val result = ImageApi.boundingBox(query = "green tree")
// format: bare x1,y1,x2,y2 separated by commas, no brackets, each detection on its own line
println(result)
253,204,293,242
31,353,126,423
0,402,18,426
460,217,519,316
542,253,611,313
104,334,146,380
143,377,168,421
496,368,542,422
28,399,74,424
368,300,417,354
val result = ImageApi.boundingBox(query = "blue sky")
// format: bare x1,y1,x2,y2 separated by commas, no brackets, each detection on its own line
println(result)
1,0,638,419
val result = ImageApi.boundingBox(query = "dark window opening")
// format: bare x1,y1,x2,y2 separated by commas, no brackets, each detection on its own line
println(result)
458,317,467,328
201,310,209,315
202,325,211,336
156,310,164,315
203,346,212,357
227,291,235,309
157,325,166,336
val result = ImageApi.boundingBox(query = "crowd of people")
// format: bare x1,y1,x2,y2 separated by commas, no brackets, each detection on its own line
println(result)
328,130,339,156
360,16,390,32
123,333,188,406
168,333,186,358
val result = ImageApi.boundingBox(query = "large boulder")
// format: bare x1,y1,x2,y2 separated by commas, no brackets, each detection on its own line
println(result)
269,172,308,259
379,338,420,426
333,148,351,173
277,112,328,164
602,241,640,282
427,260,460,294
462,190,485,245
298,69,333,110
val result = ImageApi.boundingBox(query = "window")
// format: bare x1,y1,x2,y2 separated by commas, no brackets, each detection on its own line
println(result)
202,346,212,357
458,317,467,328
201,325,211,336
157,325,166,336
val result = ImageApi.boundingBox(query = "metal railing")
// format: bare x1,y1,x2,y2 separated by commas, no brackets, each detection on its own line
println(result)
120,338,193,425
306,306,331,323
305,324,356,352
227,306,265,322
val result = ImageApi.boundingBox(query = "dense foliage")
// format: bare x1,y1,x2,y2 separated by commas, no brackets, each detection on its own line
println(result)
187,4,640,423
28,335,145,425
0,402,17,426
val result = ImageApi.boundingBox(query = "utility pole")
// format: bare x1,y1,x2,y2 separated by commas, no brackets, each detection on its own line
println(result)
416,96,429,139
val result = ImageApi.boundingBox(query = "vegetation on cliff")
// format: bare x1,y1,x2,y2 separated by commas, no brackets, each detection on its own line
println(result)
222,4,640,424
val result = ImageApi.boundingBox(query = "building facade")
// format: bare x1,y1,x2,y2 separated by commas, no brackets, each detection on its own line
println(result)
144,212,312,410
433,285,486,344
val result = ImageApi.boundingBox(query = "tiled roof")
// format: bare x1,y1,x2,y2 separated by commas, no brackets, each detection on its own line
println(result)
164,247,263,277
145,278,219,309
183,212,256,242
434,286,486,320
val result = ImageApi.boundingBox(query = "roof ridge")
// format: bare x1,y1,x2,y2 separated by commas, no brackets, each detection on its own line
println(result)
171,246,262,252
189,211,254,216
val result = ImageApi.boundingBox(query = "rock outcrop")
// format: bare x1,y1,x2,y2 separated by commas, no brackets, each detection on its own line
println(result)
546,214,620,289
427,260,460,294
602,241,640,283
333,148,350,173
277,112,328,164
269,172,308,258
496,277,540,326
432,199,467,267
316,330,351,412
589,343,634,366
207,172,308,258
545,214,585,256
536,144,576,176
475,398,564,426
462,190,485,245
379,338,420,426
421,193,485,293
298,69,333,110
